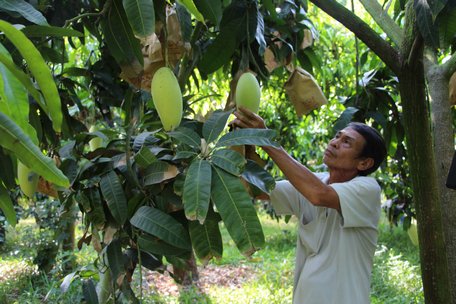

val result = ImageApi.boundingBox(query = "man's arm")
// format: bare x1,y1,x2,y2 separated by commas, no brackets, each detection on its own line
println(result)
233,107,340,212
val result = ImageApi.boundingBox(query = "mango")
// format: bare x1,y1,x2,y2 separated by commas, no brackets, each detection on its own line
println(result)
407,219,419,246
150,67,183,131
235,72,261,113
17,161,38,198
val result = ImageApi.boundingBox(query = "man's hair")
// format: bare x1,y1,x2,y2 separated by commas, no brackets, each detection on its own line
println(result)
347,122,387,176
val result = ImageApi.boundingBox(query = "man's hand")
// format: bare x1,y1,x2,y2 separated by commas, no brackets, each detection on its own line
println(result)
232,106,267,129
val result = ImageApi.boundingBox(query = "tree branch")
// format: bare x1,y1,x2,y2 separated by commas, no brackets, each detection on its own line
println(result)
309,0,401,75
358,0,404,47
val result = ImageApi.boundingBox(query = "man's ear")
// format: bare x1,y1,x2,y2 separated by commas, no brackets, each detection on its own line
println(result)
357,157,374,172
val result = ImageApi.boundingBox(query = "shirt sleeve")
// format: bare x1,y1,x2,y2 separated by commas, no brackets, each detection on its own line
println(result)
269,173,328,218
330,176,381,229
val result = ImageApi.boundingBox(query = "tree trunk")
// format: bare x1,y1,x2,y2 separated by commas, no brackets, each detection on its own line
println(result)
398,7,450,301
425,58,456,303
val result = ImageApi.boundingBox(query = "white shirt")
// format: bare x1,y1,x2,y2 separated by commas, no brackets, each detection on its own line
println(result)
270,173,381,304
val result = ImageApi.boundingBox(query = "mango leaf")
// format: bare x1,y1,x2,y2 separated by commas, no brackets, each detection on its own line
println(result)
138,234,190,256
135,146,157,168
0,112,69,187
189,209,223,264
183,159,212,223
143,161,179,185
194,0,222,25
101,0,143,74
173,151,198,161
100,170,128,225
22,25,83,37
133,131,160,150
202,109,233,143
414,0,440,48
176,0,205,22
0,50,45,111
0,20,62,132
215,129,278,148
0,182,16,227
0,147,15,189
198,31,237,75
333,107,359,131
211,166,264,256
130,206,191,249
122,0,155,37
210,149,246,176
82,279,99,304
0,0,49,25
241,159,275,194
85,187,106,230
0,48,38,144
106,239,126,282
169,127,202,149
438,6,456,48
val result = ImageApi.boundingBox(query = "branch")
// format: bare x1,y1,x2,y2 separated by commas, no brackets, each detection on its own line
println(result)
309,0,401,75
358,0,404,47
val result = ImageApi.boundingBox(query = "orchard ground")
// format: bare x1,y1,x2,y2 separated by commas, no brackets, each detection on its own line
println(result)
0,209,423,303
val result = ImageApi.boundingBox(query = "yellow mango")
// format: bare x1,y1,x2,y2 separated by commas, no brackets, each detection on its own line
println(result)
150,67,183,131
235,72,261,113
17,161,39,198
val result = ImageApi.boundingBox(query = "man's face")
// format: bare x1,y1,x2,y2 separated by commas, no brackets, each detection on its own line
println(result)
323,127,368,173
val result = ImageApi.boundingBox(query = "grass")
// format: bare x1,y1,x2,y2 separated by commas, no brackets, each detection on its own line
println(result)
0,210,423,303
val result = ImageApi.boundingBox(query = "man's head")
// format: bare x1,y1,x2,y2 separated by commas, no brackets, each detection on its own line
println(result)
323,122,387,177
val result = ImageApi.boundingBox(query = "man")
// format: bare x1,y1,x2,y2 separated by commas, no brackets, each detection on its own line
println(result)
232,107,387,304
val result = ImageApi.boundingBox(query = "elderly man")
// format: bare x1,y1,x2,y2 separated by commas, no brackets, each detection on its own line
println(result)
232,107,387,304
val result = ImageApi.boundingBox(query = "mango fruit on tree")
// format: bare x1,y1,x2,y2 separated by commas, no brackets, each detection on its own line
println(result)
235,72,261,114
17,161,39,198
150,67,183,131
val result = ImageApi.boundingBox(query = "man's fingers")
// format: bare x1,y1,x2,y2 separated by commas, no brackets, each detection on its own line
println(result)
238,106,256,119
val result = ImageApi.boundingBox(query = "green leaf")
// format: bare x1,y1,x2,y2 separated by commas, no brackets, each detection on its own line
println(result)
0,112,69,187
106,239,126,281
438,6,456,48
169,127,202,149
22,25,84,37
414,0,440,48
176,0,205,22
210,149,246,176
122,0,155,37
85,187,106,230
0,182,16,227
333,107,359,131
135,146,157,168
189,209,223,264
0,20,62,132
198,31,237,75
0,0,48,25
100,170,128,225
143,161,179,185
183,159,212,223
241,159,275,194
202,109,233,143
215,129,278,148
131,206,191,249
0,46,38,144
0,47,44,110
101,0,144,73
194,0,222,25
82,279,99,304
211,166,264,256
173,151,198,161
137,234,190,256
